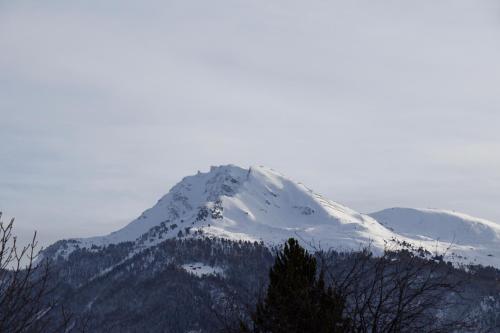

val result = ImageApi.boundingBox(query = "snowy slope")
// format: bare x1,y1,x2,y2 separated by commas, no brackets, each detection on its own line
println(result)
48,165,500,268
370,208,500,267
68,165,393,252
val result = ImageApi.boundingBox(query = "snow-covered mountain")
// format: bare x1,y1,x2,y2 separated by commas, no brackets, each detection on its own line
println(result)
371,208,500,267
47,165,500,268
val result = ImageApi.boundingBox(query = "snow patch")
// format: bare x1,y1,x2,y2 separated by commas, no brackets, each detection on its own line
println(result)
181,263,224,278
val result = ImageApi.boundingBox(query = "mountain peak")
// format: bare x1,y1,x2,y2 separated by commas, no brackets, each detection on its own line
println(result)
47,165,500,268
54,164,390,254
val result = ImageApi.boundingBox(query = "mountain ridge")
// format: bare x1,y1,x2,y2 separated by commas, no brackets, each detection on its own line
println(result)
45,164,500,268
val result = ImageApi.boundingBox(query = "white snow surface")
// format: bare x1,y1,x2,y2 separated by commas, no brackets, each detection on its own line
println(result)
370,208,500,267
181,263,224,278
56,165,500,268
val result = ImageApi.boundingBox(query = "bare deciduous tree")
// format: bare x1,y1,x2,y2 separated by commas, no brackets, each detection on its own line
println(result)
317,241,474,333
223,238,478,333
0,212,73,333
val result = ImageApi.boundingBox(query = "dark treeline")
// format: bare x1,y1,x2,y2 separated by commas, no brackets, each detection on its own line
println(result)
2,214,500,332
230,238,487,333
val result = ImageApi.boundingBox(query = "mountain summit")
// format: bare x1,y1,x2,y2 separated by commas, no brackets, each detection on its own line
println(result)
47,165,500,268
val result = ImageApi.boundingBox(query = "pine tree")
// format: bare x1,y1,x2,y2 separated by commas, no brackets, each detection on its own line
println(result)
250,238,350,333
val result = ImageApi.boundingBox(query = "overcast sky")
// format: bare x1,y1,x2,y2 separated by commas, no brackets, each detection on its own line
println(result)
1,0,500,248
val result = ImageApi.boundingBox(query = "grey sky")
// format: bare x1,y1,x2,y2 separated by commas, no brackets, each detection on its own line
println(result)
1,0,500,248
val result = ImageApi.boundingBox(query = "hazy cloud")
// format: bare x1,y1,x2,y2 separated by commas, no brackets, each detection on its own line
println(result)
1,0,500,247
